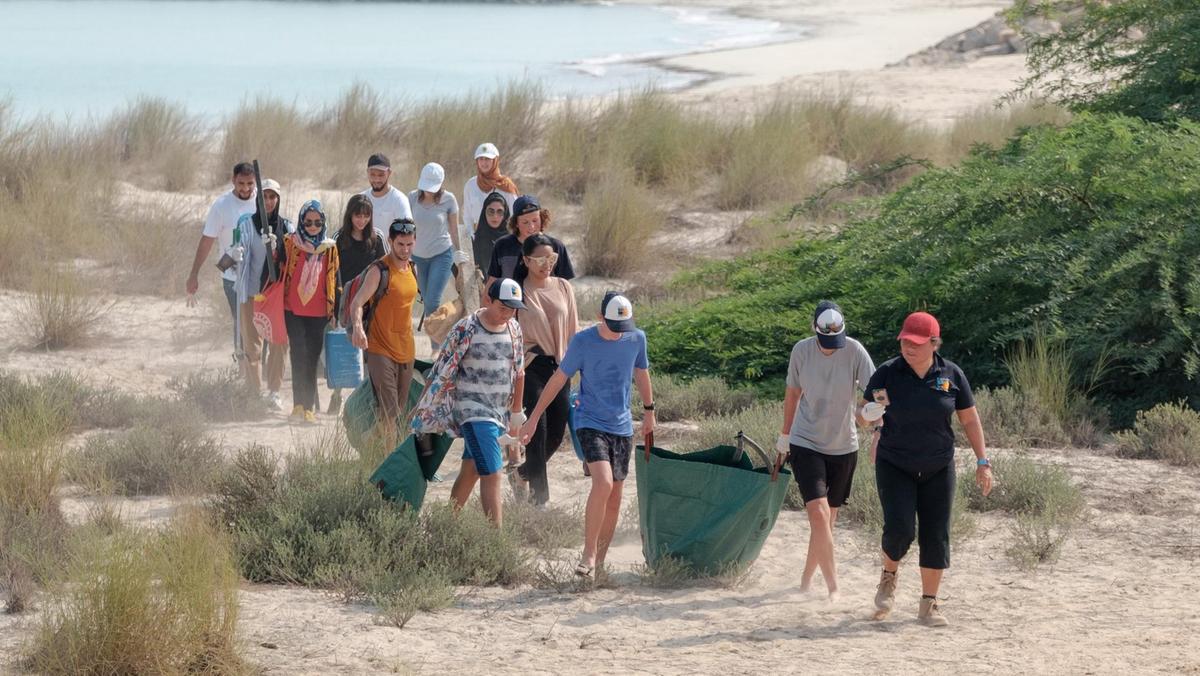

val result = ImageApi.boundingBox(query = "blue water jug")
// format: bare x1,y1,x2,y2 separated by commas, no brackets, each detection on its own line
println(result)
324,328,364,389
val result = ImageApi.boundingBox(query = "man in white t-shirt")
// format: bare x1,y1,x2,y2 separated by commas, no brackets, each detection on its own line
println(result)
186,162,257,356
360,153,412,251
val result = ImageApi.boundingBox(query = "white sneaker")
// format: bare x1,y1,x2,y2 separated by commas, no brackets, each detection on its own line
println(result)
265,391,283,411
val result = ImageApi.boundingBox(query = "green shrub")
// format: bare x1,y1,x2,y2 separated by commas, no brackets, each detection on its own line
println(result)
70,411,224,496
169,368,269,423
28,512,245,674
1114,401,1200,466
680,401,780,454
942,101,1071,161
633,372,756,422
644,114,1200,425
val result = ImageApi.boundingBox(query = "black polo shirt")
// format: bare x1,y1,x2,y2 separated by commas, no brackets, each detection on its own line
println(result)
863,353,975,473
486,234,576,282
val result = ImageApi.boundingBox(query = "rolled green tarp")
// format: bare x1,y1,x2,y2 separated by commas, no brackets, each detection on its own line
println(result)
343,359,432,452
635,433,791,575
369,431,455,510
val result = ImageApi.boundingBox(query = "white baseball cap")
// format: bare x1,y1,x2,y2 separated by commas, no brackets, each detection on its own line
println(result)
418,162,445,192
474,142,500,159
488,278,526,310
261,178,281,197
601,291,635,332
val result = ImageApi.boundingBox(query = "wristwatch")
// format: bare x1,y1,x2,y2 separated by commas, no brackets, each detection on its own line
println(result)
643,403,655,411
977,458,991,468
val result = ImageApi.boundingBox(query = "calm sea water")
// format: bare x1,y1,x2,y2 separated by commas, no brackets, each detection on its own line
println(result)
0,1,796,121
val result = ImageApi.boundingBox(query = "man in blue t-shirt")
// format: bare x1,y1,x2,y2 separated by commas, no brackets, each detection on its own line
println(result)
520,291,655,579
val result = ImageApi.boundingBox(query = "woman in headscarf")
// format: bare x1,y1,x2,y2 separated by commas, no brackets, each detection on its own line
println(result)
473,191,511,282
461,142,518,247
282,200,340,424
485,195,575,287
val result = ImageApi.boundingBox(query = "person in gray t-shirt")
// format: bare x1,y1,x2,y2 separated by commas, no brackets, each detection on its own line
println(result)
775,300,875,600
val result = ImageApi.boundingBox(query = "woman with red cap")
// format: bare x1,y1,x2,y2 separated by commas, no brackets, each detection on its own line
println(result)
859,311,992,627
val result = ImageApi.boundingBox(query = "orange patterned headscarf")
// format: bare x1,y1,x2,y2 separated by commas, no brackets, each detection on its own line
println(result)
477,156,518,195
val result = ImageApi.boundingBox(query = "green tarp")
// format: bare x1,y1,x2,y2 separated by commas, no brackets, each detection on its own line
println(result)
635,437,791,575
341,359,451,510
342,359,432,453
368,432,455,510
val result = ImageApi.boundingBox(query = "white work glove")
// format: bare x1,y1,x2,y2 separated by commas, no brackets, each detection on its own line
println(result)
454,249,471,264
261,232,277,248
228,245,244,263
862,402,887,422
775,434,790,456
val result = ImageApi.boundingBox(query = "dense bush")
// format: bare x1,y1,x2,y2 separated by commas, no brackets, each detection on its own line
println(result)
1114,401,1200,466
643,115,1200,425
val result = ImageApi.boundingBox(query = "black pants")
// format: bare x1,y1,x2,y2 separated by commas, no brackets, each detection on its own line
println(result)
518,355,569,505
285,312,326,412
876,458,955,570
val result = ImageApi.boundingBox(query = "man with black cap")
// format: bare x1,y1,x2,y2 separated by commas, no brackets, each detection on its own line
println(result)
361,153,412,249
410,277,527,527
775,300,875,601
520,291,654,579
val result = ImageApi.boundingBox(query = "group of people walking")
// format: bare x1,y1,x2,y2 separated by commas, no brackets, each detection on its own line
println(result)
186,146,993,626
777,302,992,626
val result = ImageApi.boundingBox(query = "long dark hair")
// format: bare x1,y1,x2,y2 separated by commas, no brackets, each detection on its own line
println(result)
338,194,377,248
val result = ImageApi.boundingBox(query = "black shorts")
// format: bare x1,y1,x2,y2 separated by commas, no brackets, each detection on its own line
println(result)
788,444,858,508
577,428,633,482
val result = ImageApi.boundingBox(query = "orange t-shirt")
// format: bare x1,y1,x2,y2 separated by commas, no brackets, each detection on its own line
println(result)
367,258,418,364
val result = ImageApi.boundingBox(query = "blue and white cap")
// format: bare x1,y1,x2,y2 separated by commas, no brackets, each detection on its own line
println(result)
813,300,847,349
601,291,635,333
488,278,526,310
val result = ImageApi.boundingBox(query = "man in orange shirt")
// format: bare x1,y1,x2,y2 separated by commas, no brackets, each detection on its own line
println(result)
349,219,419,437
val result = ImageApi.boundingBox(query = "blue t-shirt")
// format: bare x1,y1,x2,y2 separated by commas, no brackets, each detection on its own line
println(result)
559,326,649,437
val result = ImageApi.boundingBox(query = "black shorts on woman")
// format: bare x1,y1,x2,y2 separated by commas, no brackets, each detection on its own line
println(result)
789,445,857,508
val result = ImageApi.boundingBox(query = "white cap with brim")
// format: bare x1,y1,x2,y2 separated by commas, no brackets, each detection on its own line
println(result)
474,142,500,159
488,278,526,310
261,178,281,196
418,162,445,192
602,291,636,332
814,304,847,349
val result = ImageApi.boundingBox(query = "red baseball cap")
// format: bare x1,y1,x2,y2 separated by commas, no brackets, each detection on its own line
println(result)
897,311,940,344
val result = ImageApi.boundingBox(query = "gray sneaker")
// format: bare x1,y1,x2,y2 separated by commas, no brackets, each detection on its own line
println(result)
918,596,949,627
265,391,283,412
874,570,897,613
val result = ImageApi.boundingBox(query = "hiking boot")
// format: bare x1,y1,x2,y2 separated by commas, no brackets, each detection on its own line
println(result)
265,391,283,411
874,570,897,612
326,390,342,415
303,409,317,425
918,596,949,627
290,405,305,421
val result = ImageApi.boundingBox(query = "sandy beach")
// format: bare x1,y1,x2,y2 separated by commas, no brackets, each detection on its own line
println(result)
10,2,1195,675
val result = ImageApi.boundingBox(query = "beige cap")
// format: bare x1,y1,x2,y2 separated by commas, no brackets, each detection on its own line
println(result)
261,178,281,196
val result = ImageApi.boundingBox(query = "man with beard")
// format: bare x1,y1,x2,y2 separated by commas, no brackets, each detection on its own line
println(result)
360,153,411,251
186,162,258,358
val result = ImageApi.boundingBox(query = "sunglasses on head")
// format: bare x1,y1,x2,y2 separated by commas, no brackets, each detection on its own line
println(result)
390,218,416,235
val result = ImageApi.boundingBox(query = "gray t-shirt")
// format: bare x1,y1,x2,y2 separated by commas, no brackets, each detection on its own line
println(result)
408,190,459,259
453,315,521,426
786,336,875,455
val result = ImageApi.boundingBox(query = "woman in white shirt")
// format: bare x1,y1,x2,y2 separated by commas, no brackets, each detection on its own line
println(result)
461,142,518,245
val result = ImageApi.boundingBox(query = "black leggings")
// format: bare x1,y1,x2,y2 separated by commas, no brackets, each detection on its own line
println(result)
285,312,326,412
876,458,955,570
519,355,569,504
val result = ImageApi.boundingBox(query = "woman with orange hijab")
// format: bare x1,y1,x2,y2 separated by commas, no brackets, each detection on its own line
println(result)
461,142,519,248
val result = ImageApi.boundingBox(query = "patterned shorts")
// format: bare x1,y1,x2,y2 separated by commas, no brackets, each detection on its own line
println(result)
577,428,633,482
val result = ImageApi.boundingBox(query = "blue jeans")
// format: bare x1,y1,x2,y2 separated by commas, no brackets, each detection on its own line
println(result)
222,278,241,358
411,247,454,317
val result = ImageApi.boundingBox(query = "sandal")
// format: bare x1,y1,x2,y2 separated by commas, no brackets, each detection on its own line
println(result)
574,561,594,578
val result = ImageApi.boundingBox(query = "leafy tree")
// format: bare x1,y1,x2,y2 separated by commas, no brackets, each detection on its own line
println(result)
643,114,1200,425
1015,0,1200,121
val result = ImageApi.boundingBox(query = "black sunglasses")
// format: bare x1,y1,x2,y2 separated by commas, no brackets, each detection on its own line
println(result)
390,218,416,235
